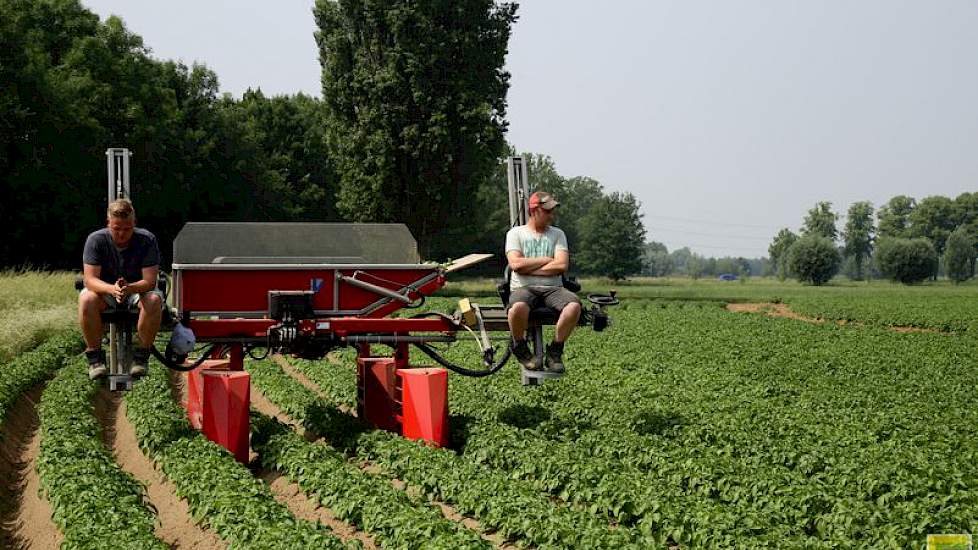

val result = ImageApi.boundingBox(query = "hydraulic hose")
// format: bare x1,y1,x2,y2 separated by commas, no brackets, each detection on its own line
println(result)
150,343,219,372
413,342,510,377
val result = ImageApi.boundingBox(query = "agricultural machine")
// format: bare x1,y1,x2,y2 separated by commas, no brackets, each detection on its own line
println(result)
93,150,618,462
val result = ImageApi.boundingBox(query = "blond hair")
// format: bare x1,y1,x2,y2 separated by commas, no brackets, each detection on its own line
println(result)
107,198,136,221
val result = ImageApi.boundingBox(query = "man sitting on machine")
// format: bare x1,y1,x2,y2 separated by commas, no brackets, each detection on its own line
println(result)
505,191,582,373
79,198,163,380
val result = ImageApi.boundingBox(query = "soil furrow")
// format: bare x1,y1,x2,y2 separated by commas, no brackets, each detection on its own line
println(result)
95,387,225,549
266,355,516,549
0,386,62,550
249,389,379,549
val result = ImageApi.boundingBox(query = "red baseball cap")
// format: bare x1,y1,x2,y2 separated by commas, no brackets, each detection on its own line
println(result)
529,191,560,211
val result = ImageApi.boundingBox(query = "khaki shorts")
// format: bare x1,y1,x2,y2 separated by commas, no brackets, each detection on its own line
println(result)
80,288,164,311
508,285,580,312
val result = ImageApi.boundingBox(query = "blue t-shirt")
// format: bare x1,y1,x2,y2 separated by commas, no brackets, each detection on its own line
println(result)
82,227,161,284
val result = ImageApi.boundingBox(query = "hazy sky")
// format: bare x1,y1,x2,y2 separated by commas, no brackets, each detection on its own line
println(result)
81,1,978,257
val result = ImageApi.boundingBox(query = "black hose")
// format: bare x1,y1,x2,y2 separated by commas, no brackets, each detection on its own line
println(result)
150,344,218,372
413,342,510,377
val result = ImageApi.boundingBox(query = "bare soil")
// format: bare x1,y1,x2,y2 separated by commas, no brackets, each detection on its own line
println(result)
726,302,939,333
0,386,62,550
94,388,226,549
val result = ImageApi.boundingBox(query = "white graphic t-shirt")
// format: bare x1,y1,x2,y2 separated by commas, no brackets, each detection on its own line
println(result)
504,225,569,289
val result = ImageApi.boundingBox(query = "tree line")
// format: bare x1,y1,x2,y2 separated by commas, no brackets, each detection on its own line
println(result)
1,0,647,279
768,195,978,285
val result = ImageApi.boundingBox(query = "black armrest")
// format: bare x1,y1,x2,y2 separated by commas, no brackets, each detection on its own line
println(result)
562,275,581,293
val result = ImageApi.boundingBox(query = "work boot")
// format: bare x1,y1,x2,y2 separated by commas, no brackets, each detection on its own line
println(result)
130,347,150,378
544,341,565,374
86,349,107,380
511,339,539,370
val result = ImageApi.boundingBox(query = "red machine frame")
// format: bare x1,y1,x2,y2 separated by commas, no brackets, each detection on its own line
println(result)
173,255,466,462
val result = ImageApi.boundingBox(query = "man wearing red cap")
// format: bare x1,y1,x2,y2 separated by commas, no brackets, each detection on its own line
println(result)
505,191,582,372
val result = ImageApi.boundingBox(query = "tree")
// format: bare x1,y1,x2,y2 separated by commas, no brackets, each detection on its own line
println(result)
842,201,874,280
786,235,840,286
315,0,518,260
909,196,958,265
802,202,838,240
875,237,937,284
577,192,646,280
643,241,673,277
877,195,915,239
549,175,603,251
944,226,975,283
768,228,799,281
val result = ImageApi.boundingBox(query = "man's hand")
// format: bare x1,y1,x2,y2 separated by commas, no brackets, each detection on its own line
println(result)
111,278,128,303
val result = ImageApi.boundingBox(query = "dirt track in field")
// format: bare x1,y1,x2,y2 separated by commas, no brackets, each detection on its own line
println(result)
95,388,226,549
0,385,62,550
726,302,938,333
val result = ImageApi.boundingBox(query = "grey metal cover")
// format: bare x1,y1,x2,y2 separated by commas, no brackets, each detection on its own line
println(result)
172,222,420,265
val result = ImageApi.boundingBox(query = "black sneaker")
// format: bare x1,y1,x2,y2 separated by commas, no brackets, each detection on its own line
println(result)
131,347,150,378
86,349,108,380
511,339,539,370
545,342,565,374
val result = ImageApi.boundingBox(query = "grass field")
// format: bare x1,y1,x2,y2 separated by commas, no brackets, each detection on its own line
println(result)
0,270,77,361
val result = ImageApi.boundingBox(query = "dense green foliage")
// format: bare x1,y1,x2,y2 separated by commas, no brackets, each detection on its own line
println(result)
842,201,874,280
314,0,517,259
801,201,839,240
787,235,840,285
768,228,799,281
123,364,352,549
37,359,167,549
875,237,938,284
576,192,647,280
0,0,341,269
347,296,976,548
0,329,80,423
248,360,490,549
251,357,647,548
943,226,975,283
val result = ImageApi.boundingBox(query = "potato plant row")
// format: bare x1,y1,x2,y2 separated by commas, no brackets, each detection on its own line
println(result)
123,363,354,549
36,359,167,549
249,358,652,549
250,410,490,549
0,330,80,426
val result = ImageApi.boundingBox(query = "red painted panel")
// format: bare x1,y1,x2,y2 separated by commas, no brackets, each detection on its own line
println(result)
398,368,449,447
201,370,251,464
178,268,440,315
357,357,400,432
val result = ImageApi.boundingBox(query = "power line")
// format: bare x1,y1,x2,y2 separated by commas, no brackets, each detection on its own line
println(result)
646,225,771,242
646,212,785,231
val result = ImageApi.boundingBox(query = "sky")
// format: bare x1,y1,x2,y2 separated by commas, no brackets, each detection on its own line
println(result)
80,0,978,258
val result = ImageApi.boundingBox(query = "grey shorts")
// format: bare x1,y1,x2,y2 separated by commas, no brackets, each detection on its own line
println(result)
80,288,164,311
508,285,580,312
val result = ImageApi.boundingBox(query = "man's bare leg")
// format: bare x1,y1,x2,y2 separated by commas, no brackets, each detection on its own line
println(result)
554,302,581,343
78,291,106,351
136,293,162,348
507,301,530,341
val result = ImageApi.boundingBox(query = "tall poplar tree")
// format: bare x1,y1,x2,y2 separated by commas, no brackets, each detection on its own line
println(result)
315,0,518,259
842,201,874,280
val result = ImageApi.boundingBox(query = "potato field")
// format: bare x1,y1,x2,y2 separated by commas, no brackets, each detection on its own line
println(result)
1,277,976,549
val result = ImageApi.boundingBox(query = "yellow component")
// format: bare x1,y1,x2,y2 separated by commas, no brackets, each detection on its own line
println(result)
458,298,477,327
